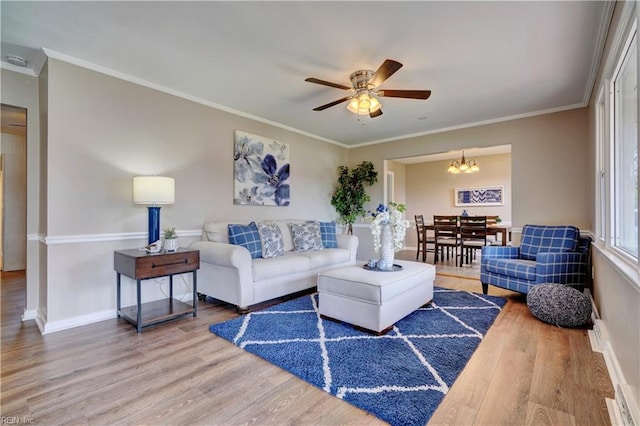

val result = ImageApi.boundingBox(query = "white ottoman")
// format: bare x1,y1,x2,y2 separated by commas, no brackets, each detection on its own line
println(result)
317,260,436,334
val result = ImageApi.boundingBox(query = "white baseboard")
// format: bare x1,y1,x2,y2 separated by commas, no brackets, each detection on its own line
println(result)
38,291,195,334
586,289,609,353
35,308,46,334
21,308,38,321
608,383,640,426
42,309,116,334
588,319,609,353
593,318,640,426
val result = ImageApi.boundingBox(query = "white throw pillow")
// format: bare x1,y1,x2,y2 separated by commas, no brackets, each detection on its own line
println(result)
256,222,285,258
289,221,324,252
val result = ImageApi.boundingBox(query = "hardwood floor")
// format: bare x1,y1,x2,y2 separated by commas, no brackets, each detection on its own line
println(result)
1,254,613,425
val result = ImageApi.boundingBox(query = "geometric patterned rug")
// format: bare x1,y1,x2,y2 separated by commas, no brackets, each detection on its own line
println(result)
210,287,507,426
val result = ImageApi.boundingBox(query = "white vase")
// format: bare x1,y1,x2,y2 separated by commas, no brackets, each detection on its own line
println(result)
378,223,395,270
164,238,178,252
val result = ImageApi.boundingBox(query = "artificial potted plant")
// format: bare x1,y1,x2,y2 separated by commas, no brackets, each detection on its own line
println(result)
163,226,178,252
330,161,378,234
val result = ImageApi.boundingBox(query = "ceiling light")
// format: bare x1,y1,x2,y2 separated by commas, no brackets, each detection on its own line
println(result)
447,151,479,174
347,92,382,115
5,55,27,67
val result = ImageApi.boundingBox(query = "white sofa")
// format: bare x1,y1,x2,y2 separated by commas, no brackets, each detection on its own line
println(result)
190,220,359,312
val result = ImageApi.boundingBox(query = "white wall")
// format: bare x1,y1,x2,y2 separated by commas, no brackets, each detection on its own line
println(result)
349,108,589,232
404,153,511,247
36,58,348,331
1,68,41,319
586,0,640,412
0,132,27,270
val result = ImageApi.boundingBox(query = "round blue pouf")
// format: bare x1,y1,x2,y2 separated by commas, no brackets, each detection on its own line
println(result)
526,284,591,327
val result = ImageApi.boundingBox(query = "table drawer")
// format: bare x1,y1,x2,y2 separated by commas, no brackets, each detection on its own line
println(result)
114,249,200,280
134,251,199,279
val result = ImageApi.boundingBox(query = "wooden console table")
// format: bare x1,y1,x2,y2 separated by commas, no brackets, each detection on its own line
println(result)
114,248,200,332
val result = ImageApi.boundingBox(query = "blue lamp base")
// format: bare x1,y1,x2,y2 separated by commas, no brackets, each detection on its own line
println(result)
147,206,162,244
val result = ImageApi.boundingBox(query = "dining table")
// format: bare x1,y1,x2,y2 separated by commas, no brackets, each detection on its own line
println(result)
420,223,510,246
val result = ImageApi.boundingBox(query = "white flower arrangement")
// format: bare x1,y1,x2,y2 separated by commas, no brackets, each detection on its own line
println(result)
368,202,412,253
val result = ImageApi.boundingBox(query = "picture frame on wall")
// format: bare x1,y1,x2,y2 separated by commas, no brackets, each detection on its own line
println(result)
233,130,290,206
455,186,504,207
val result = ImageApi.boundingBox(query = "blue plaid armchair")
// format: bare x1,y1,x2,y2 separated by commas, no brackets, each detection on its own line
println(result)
480,225,590,295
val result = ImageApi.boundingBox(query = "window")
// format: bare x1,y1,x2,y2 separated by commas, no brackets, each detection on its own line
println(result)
611,26,638,259
596,89,606,242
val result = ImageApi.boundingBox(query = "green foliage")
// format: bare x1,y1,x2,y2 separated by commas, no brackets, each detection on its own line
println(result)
388,201,406,213
330,161,378,231
164,226,177,239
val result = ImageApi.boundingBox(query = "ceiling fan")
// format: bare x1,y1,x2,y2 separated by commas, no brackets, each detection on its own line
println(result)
305,59,431,118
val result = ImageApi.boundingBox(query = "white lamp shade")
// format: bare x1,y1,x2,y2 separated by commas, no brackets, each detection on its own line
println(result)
133,176,175,205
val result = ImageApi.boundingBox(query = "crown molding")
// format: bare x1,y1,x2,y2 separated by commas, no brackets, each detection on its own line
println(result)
0,61,37,77
350,103,587,148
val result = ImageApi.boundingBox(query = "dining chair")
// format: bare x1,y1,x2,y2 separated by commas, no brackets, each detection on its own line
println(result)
486,215,501,244
433,215,460,262
414,215,435,262
459,216,488,266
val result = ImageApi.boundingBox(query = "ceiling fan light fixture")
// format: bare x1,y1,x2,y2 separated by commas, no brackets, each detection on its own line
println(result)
347,92,382,115
369,95,381,113
306,59,431,115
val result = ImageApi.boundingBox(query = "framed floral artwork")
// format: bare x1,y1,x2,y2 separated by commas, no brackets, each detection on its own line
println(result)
233,130,290,206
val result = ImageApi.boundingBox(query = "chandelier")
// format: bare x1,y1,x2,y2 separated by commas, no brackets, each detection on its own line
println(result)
447,151,479,174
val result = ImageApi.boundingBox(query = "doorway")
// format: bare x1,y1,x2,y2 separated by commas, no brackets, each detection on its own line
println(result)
1,104,28,271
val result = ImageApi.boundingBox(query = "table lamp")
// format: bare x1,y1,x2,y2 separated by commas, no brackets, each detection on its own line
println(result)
133,176,175,244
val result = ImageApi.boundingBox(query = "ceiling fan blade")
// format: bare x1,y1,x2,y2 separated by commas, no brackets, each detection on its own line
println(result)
305,77,351,91
312,96,352,111
368,59,403,88
369,109,383,118
378,89,432,100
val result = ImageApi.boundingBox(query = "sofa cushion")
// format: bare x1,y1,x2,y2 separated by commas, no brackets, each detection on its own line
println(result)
252,252,311,282
485,258,537,281
318,221,339,248
227,222,262,259
289,221,324,252
520,225,579,261
273,219,305,252
257,222,285,258
204,221,230,243
298,248,350,269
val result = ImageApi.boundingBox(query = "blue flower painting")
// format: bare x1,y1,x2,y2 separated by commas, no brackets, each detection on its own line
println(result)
234,131,290,206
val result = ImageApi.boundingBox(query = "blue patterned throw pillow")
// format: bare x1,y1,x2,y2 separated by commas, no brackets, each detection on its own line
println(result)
290,222,324,252
317,221,338,249
228,222,262,259
256,222,285,258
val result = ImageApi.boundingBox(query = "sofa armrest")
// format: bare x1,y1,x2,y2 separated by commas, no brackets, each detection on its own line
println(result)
481,246,520,270
337,234,359,264
535,252,587,285
481,245,519,259
190,240,252,268
189,240,255,308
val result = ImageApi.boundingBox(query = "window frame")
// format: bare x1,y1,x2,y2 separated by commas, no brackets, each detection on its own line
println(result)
609,21,638,262
595,8,639,276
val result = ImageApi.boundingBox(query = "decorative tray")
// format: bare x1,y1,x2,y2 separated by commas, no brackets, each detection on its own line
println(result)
363,264,403,272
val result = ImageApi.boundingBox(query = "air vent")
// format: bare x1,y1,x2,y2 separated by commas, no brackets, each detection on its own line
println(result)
5,55,27,67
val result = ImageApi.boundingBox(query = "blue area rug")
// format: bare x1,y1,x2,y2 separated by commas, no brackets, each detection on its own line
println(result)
209,287,506,426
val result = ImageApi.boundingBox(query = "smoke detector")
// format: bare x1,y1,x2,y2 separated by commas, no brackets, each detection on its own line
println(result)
5,55,28,67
